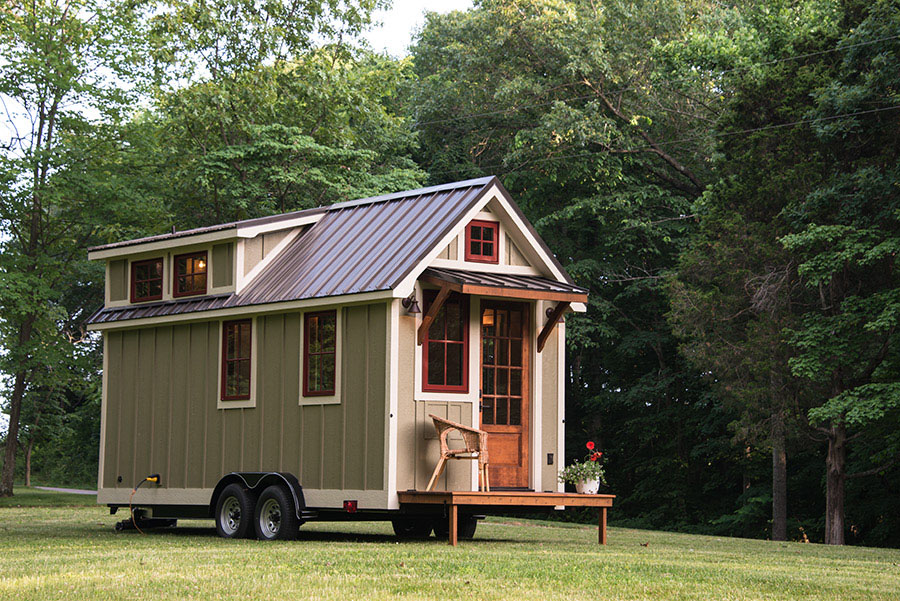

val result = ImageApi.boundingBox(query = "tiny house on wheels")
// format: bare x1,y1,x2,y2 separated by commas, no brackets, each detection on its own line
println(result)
88,176,613,545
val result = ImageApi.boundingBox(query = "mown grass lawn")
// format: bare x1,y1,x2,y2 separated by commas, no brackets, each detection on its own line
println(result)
1,489,898,600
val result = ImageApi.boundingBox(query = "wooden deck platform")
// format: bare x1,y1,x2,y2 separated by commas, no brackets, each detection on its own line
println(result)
398,491,615,546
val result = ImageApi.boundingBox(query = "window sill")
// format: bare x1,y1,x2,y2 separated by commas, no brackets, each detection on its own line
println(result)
217,398,256,410
299,395,340,406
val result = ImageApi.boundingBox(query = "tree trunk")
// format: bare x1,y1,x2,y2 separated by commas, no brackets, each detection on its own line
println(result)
824,423,846,545
0,370,28,497
24,439,34,488
771,413,787,541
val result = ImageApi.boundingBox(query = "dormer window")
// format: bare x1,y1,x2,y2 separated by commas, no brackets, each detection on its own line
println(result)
465,220,499,263
131,258,163,302
174,251,208,297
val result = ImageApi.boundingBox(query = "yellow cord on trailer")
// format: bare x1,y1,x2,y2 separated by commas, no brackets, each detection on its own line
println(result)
129,475,160,535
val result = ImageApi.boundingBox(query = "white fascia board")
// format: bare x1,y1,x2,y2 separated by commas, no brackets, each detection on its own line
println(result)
236,213,323,238
88,229,238,261
86,289,394,331
393,184,575,297
393,184,503,296
487,194,570,284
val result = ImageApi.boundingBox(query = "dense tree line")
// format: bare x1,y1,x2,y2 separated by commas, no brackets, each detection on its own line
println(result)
2,0,897,546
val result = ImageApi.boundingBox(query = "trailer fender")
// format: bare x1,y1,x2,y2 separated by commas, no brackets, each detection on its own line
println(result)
210,472,306,520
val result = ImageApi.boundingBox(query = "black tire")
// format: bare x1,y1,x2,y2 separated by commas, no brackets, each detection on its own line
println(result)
392,518,433,539
215,483,254,539
433,515,478,540
254,485,299,541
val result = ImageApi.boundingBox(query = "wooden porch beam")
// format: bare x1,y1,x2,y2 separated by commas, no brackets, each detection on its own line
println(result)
537,302,569,352
417,282,452,345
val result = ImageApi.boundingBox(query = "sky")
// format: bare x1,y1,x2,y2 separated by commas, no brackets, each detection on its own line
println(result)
364,0,474,56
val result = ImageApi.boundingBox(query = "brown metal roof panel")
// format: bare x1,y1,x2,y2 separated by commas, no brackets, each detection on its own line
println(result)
87,295,232,324
233,181,491,305
422,267,588,295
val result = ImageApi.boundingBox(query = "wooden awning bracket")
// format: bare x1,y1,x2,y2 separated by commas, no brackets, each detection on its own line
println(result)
537,302,569,352
417,282,452,345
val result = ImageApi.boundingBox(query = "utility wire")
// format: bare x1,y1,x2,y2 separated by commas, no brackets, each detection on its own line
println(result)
413,33,900,128
424,104,900,180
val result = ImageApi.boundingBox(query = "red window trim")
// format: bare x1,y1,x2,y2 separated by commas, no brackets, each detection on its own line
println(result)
130,257,163,303
422,291,469,393
464,220,500,264
303,310,337,397
221,319,252,401
173,250,208,298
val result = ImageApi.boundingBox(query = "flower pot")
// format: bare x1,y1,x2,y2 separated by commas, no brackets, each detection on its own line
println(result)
575,478,599,494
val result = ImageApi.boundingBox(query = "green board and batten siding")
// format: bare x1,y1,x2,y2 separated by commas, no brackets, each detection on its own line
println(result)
101,303,387,504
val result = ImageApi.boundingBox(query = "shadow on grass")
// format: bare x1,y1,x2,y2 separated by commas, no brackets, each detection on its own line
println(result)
129,525,517,545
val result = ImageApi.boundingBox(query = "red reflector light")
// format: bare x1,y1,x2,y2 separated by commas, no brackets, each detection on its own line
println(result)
343,500,358,513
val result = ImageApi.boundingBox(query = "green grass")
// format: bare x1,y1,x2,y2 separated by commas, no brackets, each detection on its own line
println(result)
0,486,96,508
1,491,898,600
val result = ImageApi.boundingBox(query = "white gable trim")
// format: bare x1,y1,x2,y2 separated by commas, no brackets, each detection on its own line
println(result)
236,226,304,293
236,213,322,239
393,184,573,298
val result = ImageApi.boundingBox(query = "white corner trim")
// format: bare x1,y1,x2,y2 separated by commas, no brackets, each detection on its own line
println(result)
532,301,543,492
217,317,258,410
298,308,343,406
557,319,566,493
237,226,304,294
386,299,400,509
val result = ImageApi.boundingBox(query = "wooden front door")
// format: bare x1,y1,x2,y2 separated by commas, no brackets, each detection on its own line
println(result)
480,301,529,489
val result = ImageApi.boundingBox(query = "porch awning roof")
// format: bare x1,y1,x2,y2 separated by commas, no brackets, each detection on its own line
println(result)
420,267,589,304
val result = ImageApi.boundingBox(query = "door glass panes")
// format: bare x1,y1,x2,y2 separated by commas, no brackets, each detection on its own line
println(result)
496,397,508,424
480,305,525,428
482,398,494,425
509,398,521,425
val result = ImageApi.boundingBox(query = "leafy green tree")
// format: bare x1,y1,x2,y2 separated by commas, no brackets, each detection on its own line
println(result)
779,0,900,545
141,50,425,225
410,0,752,530
673,0,900,544
0,0,167,497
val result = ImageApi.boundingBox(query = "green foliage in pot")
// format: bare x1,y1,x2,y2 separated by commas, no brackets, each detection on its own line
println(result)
558,442,607,486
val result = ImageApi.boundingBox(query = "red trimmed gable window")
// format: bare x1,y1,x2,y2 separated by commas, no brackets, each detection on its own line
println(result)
130,258,163,302
304,311,337,396
465,220,499,263
222,320,252,400
174,251,207,297
423,291,468,392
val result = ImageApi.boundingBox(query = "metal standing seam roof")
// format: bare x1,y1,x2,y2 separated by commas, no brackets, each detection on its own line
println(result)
87,176,582,325
421,267,588,296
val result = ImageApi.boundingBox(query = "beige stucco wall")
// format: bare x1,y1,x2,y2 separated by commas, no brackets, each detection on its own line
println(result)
541,319,561,490
109,259,128,301
395,294,563,493
101,302,387,505
395,311,475,492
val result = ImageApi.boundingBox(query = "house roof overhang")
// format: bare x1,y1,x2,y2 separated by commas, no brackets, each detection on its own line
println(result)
420,267,589,304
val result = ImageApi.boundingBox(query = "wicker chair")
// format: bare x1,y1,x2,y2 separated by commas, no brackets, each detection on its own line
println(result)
425,414,490,492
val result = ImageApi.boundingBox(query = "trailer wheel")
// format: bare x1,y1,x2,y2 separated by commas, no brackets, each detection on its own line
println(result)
433,515,478,540
391,518,433,539
254,485,299,541
215,483,254,539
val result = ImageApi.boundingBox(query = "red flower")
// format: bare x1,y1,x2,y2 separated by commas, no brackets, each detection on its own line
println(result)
591,452,602,461
586,441,595,450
